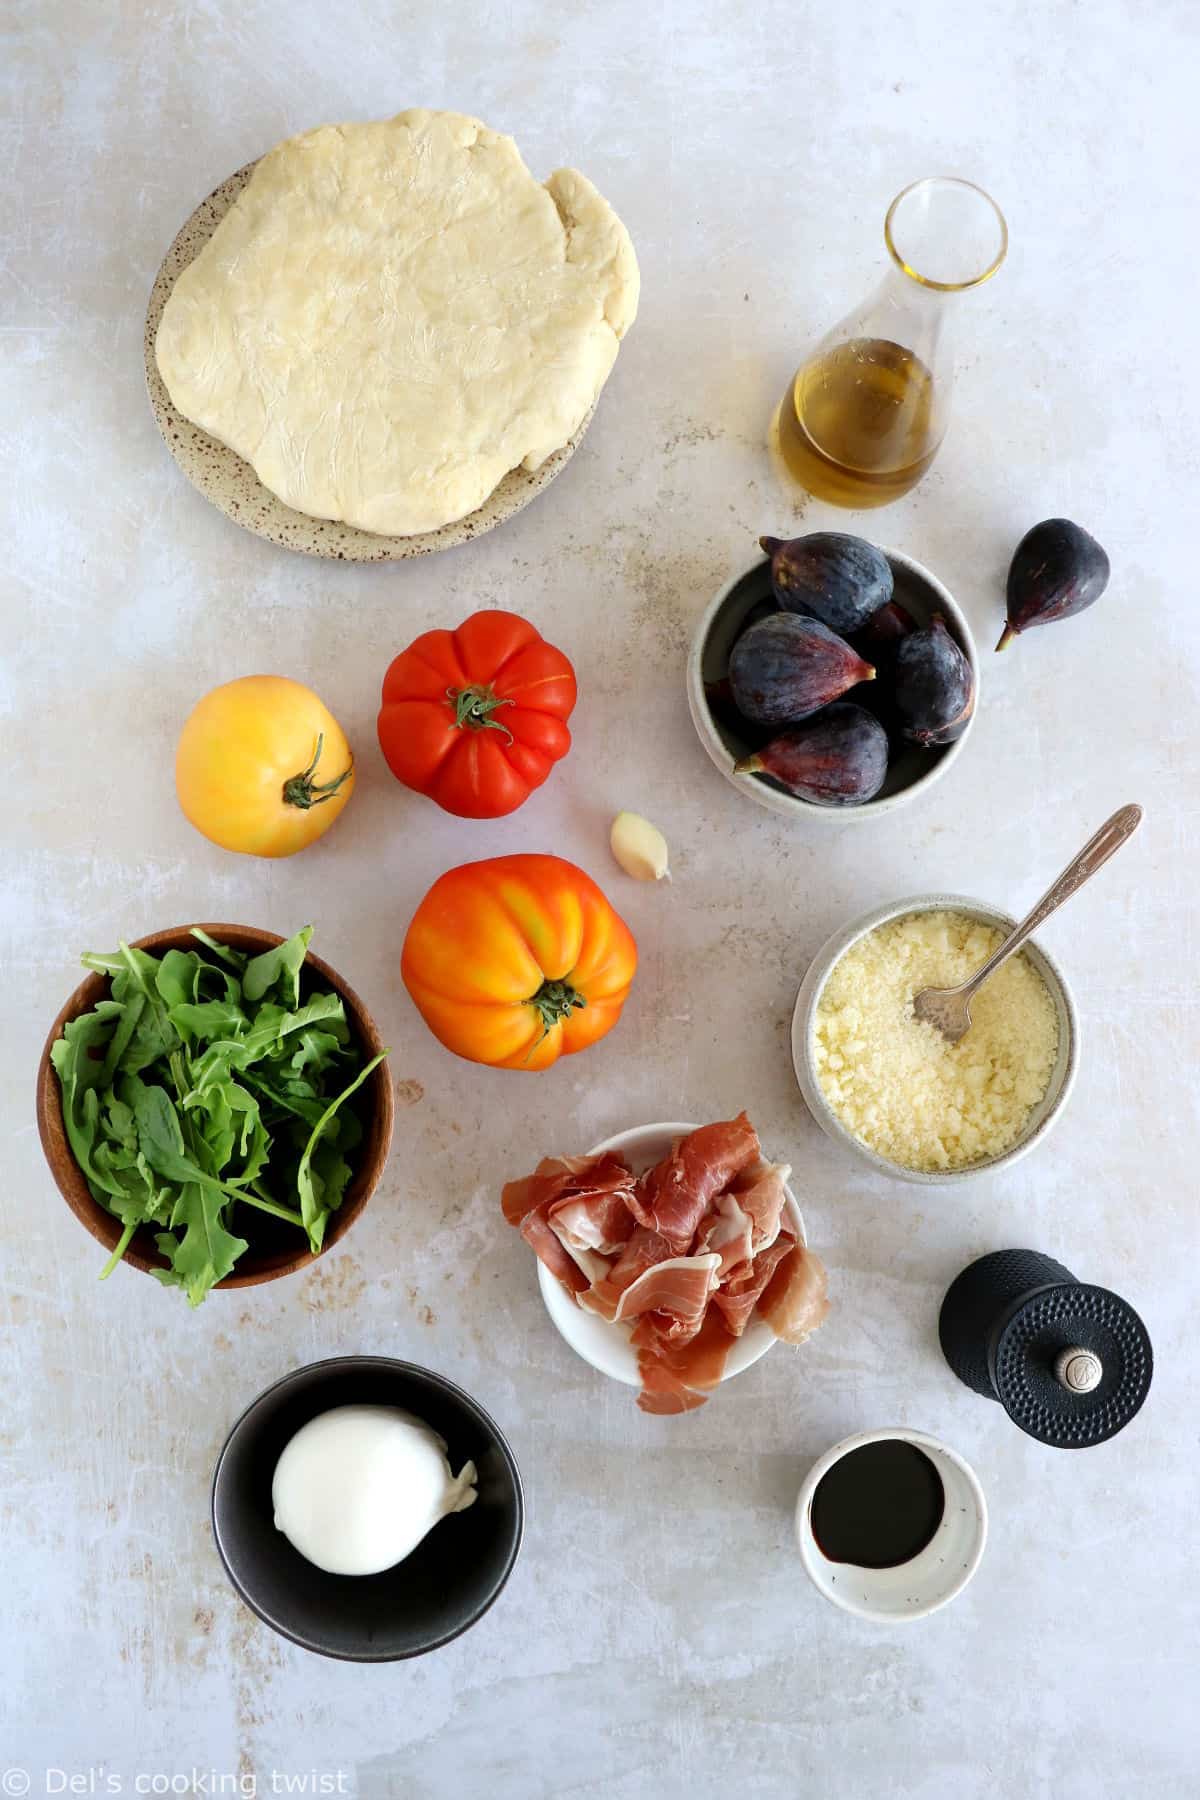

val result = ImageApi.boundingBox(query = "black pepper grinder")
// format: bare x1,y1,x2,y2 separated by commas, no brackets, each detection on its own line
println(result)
939,1249,1152,1448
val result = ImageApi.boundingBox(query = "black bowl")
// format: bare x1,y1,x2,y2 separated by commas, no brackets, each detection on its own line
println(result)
211,1357,524,1661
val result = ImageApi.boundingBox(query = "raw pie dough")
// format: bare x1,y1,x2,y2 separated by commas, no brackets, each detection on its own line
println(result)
155,110,639,536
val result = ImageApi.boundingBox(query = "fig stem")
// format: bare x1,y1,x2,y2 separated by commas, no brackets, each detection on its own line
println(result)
733,753,764,776
995,623,1017,652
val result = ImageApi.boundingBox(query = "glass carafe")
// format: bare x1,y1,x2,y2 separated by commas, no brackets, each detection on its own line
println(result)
775,177,1007,508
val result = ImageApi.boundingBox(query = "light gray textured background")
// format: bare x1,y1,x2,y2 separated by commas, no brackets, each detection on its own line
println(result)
3,2,1198,1796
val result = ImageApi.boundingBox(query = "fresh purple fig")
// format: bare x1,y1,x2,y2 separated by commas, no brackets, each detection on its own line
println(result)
728,613,875,725
893,614,975,747
734,704,889,806
760,532,893,636
853,598,917,666
703,677,772,749
998,518,1110,650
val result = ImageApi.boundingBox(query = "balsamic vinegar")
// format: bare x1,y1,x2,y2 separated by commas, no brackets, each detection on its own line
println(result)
810,1439,945,1569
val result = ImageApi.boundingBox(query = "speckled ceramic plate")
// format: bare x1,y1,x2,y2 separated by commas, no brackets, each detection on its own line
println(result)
144,160,594,561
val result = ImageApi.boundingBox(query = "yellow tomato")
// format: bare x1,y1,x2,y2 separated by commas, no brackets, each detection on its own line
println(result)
176,676,355,858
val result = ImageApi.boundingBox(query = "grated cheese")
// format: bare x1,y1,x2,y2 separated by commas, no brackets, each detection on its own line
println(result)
813,910,1059,1172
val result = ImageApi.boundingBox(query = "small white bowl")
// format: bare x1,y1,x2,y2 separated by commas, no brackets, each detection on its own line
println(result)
795,1428,988,1623
686,547,978,821
791,894,1078,1186
537,1121,805,1388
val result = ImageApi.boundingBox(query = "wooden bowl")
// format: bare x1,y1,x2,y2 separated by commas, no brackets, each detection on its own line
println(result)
36,924,395,1290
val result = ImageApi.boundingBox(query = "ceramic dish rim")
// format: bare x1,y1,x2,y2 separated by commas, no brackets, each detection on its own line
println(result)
685,547,979,821
790,893,1079,1186
210,1355,525,1663
536,1119,806,1387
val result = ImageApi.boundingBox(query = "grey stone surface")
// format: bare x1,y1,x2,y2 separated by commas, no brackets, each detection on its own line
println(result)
2,1,1197,1795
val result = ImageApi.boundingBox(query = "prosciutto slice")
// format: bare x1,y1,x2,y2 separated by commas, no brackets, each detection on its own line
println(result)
712,1231,795,1337
500,1113,829,1413
501,1151,633,1229
519,1211,592,1294
549,1188,637,1255
577,1224,674,1320
758,1243,831,1344
633,1307,740,1412
694,1190,755,1280
727,1159,791,1251
501,1152,636,1295
636,1368,709,1415
613,1253,722,1328
627,1113,760,1251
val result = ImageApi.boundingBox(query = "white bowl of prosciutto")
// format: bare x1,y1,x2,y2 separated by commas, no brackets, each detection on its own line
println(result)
500,1114,829,1414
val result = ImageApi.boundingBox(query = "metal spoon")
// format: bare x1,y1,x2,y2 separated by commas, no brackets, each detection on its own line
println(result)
913,804,1143,1044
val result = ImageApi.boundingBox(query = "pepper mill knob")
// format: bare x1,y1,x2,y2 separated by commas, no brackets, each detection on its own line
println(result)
1055,1346,1103,1393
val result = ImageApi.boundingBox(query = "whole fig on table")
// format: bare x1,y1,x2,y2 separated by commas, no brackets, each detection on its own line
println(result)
760,532,893,636
735,704,889,806
729,613,875,725
893,614,975,747
998,518,1110,650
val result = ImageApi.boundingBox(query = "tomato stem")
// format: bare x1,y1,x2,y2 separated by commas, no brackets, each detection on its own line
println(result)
282,733,353,810
447,684,515,744
529,978,587,1033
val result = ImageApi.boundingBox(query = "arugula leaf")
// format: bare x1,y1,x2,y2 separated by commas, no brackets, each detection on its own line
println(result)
154,1183,248,1307
296,1050,388,1252
52,930,387,1303
288,1027,346,1079
169,998,248,1043
243,926,314,1008
156,948,203,1009
188,928,247,972
82,945,183,1075
188,993,348,1092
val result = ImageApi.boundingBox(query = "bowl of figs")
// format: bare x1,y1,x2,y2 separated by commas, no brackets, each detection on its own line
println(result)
687,533,979,820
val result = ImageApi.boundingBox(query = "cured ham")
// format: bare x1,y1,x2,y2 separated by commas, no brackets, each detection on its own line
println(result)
501,1151,637,1293
633,1307,740,1411
627,1112,760,1250
613,1253,722,1328
577,1223,674,1320
758,1242,831,1344
549,1188,638,1255
500,1113,829,1411
695,1190,755,1280
727,1158,791,1251
712,1231,795,1337
519,1211,592,1294
500,1151,633,1228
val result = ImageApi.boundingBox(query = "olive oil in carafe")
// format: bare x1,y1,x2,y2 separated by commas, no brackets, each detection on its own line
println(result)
777,338,941,508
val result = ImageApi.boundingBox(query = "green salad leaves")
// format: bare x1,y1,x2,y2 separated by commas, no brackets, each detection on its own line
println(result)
50,926,387,1306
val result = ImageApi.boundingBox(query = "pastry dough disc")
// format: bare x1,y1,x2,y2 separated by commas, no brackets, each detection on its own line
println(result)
155,110,639,537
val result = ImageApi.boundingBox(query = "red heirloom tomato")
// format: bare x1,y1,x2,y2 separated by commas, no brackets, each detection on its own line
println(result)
377,610,577,818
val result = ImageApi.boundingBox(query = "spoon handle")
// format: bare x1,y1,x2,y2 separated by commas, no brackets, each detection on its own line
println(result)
960,804,1143,1003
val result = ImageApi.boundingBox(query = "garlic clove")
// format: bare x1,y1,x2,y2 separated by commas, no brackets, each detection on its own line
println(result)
610,811,671,882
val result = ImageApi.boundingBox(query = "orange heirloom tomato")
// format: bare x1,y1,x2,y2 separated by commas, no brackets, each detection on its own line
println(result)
175,676,355,859
401,855,637,1071
377,610,577,819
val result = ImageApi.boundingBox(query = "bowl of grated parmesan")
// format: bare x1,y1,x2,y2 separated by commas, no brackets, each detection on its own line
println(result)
791,896,1078,1184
